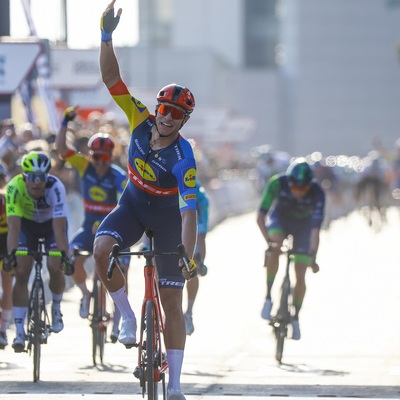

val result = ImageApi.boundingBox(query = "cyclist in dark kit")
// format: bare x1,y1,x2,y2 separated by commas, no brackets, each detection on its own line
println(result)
93,2,198,399
257,158,325,340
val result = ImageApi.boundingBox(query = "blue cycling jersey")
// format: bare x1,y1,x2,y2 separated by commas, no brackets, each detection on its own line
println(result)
96,79,197,288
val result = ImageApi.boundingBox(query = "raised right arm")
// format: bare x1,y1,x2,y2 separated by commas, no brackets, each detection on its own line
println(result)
100,1,123,88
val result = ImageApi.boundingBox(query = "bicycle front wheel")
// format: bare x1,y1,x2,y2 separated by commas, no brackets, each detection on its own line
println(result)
275,321,287,363
98,280,108,364
145,300,158,400
275,281,291,363
29,281,42,382
91,277,107,365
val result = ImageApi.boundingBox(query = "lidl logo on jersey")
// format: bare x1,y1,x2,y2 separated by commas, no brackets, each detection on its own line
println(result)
89,186,107,202
134,98,146,113
183,168,196,188
135,158,157,182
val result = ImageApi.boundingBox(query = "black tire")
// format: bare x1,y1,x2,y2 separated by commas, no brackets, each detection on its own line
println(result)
91,277,107,365
275,278,291,363
275,322,286,363
91,279,99,366
31,281,41,382
146,300,158,400
98,282,107,364
136,311,146,398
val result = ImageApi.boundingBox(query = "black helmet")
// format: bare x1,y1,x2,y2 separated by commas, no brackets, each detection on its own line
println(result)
286,158,313,187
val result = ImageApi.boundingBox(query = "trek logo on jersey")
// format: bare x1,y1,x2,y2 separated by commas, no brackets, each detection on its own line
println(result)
184,194,196,201
89,186,107,202
183,168,196,188
135,158,157,182
134,98,146,113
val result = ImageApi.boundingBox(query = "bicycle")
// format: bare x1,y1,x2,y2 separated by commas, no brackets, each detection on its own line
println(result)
9,239,69,382
267,236,318,363
70,246,112,366
107,229,191,400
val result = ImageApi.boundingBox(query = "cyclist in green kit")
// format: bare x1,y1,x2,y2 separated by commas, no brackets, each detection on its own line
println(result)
257,158,324,340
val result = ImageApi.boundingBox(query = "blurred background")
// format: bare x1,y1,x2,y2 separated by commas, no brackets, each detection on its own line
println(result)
1,0,400,231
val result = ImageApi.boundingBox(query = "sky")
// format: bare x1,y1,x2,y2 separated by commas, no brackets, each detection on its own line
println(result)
10,0,139,49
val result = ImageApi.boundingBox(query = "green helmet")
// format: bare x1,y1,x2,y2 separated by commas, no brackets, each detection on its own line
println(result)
286,158,313,187
21,152,51,174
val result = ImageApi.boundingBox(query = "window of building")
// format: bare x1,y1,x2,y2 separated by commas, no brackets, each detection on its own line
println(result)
244,0,280,68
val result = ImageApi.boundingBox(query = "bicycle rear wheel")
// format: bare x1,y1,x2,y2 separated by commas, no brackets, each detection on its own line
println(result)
145,300,158,400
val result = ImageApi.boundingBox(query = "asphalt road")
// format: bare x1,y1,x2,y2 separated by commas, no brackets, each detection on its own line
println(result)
1,207,400,399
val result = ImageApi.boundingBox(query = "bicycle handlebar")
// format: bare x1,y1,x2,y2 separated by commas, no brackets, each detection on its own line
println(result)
12,248,65,258
266,241,320,273
71,246,92,257
107,243,191,281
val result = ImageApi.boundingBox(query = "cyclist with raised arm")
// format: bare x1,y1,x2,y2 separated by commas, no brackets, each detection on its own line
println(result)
95,3,198,400
56,107,129,342
4,151,72,352
256,158,325,340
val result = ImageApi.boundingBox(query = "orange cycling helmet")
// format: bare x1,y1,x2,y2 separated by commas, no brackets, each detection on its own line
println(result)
157,84,195,113
88,133,115,154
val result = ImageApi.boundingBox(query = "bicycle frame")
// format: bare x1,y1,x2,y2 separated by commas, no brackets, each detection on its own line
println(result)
107,230,190,400
13,239,63,382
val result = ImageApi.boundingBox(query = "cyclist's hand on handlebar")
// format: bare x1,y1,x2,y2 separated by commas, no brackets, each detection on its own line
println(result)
311,262,320,274
60,252,74,276
3,252,16,273
180,258,197,280
310,254,320,273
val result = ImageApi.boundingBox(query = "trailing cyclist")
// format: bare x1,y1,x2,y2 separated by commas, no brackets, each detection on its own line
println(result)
256,158,325,340
56,107,129,342
3,151,72,352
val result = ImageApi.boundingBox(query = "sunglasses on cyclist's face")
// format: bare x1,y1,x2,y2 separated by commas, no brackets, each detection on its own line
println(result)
156,103,187,120
91,152,112,162
24,172,47,183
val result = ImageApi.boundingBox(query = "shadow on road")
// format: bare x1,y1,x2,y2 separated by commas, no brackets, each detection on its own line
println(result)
278,361,349,376
0,381,400,398
78,362,130,373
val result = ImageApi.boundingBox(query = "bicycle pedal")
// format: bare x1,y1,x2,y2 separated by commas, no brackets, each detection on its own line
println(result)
133,366,143,379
